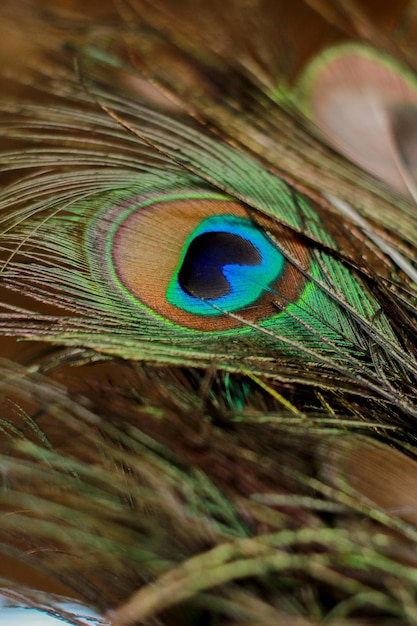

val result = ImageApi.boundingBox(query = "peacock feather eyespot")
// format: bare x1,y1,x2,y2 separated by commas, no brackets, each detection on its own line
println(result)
87,190,310,333
297,43,417,195
166,214,285,315
0,95,400,361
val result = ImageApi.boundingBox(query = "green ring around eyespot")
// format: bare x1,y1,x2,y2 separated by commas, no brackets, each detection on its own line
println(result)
295,42,417,119
87,190,314,333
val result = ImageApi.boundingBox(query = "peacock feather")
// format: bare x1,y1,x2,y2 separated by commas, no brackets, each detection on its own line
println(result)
1,1,417,625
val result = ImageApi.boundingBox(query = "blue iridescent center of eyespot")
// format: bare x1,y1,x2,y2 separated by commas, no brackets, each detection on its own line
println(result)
166,215,285,315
